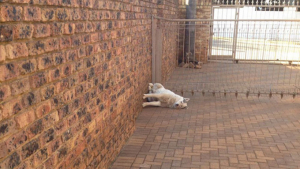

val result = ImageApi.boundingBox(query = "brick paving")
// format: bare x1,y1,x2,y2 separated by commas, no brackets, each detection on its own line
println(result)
110,66,300,169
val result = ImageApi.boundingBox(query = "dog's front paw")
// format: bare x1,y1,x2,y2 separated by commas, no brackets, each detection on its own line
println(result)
143,94,147,99
142,103,147,107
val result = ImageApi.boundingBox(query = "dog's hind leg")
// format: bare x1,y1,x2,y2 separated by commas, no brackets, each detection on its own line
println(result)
142,101,161,107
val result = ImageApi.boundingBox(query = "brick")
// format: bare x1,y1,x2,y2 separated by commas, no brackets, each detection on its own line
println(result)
61,64,73,77
15,109,36,128
0,119,17,138
83,34,91,44
71,35,82,47
61,128,73,143
0,84,11,101
53,52,66,65
0,25,13,42
30,0,47,4
32,148,48,167
55,118,68,136
5,130,28,154
55,78,69,93
34,24,51,38
47,0,62,5
22,90,41,107
18,58,37,75
27,40,46,56
2,97,23,119
58,104,70,119
26,119,44,139
43,110,59,129
91,33,98,42
40,85,55,100
57,145,68,160
21,139,40,159
11,0,30,3
44,38,59,52
59,36,71,49
49,67,61,82
29,72,48,89
24,6,41,21
62,88,75,102
42,8,55,21
37,54,54,70
61,0,71,6
75,22,86,33
36,100,52,118
13,24,33,39
78,47,86,58
0,45,6,62
66,49,78,61
70,9,80,20
56,8,70,21
6,42,28,59
86,22,94,32
86,45,94,56
40,128,55,146
0,62,20,81
44,154,58,169
10,77,30,96
71,154,86,169
64,23,75,34
0,141,8,159
51,23,64,36
83,0,93,8
0,5,23,21
0,152,21,169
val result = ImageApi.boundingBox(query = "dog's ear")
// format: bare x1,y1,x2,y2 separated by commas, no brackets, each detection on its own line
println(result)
183,98,190,103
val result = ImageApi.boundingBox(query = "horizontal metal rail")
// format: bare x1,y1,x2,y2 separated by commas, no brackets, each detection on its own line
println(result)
152,16,300,22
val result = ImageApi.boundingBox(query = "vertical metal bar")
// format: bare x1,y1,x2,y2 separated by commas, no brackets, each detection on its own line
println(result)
260,22,267,86
232,7,239,60
288,22,294,85
293,24,300,86
152,16,157,83
194,23,196,64
254,23,261,89
177,21,180,66
188,21,191,68
295,25,300,87
183,23,186,64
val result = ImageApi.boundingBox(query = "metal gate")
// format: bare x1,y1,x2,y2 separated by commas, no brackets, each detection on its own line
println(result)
152,0,300,98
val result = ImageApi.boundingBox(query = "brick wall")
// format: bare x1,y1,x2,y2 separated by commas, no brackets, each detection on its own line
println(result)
0,0,178,169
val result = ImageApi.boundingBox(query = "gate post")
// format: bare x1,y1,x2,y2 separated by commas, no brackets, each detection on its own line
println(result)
152,17,162,83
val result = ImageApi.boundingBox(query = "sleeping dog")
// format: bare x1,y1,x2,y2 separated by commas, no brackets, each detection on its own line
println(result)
142,83,190,109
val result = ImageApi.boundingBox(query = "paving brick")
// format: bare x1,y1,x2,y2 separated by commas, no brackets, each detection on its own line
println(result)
111,69,300,169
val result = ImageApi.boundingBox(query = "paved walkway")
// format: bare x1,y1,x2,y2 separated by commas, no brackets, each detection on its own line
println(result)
110,92,300,169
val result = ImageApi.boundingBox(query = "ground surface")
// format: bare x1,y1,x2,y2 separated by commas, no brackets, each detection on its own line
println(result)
110,66,300,169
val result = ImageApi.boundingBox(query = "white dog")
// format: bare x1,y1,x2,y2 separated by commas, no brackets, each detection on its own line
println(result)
142,83,190,109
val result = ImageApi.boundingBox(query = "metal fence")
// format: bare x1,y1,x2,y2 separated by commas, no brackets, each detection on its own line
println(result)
152,16,300,98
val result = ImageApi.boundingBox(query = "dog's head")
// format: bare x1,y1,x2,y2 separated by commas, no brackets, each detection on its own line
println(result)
174,98,190,109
